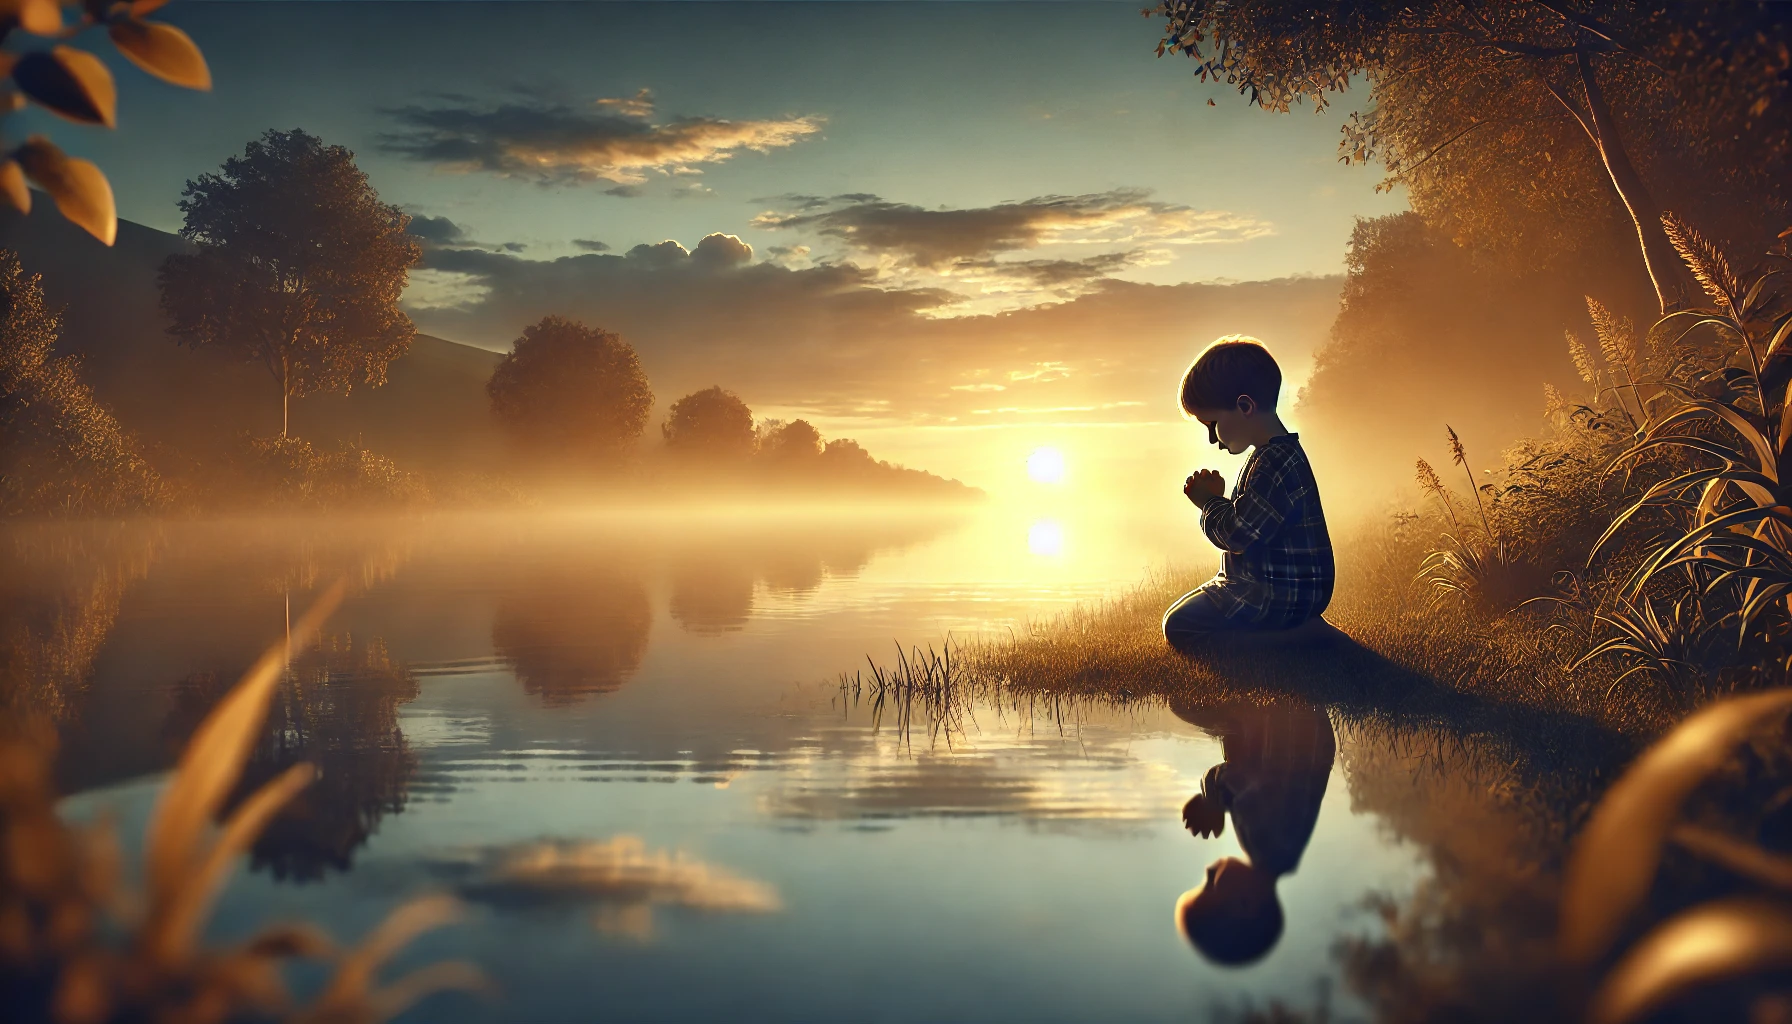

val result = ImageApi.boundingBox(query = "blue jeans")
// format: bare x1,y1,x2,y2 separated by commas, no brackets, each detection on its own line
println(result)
1162,584,1263,652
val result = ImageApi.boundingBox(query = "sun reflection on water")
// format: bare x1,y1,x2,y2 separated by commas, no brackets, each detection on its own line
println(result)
1027,518,1066,557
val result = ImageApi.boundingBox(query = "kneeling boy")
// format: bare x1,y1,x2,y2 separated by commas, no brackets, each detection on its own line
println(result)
1164,337,1334,651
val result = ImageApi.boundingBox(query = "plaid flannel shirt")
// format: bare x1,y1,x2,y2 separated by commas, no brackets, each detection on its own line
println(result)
1196,433,1334,628
1208,701,1335,877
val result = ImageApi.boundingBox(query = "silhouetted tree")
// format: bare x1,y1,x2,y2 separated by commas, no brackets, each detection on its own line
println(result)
1154,2,1792,312
758,418,823,461
159,130,422,436
0,250,164,516
662,386,756,460
486,316,653,466
162,635,420,883
492,566,651,706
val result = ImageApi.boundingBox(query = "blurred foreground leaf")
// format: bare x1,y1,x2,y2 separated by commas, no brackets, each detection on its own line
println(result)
107,19,210,90
13,46,116,127
15,137,114,245
1589,898,1792,1024
1561,689,1792,967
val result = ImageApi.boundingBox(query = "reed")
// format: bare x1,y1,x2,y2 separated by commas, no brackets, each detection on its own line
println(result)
0,581,486,1024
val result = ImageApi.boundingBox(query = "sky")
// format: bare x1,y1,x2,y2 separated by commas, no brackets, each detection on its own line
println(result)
18,1,1410,496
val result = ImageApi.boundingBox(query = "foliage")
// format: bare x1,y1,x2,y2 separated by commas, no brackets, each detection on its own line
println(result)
660,385,756,460
159,130,422,436
756,418,822,461
0,249,164,516
1412,429,1547,617
0,583,484,1023
0,0,212,245
0,522,153,728
486,316,652,467
1561,688,1792,1023
235,436,428,510
1152,1,1792,309
1584,218,1792,685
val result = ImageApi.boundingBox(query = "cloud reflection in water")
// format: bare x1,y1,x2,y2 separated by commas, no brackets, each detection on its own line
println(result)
447,836,782,942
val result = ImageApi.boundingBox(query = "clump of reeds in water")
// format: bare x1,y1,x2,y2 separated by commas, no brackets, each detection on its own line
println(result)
838,623,1197,751
0,581,486,1024
838,640,989,748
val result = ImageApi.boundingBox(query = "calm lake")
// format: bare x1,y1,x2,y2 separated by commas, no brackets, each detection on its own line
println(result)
13,504,1574,1022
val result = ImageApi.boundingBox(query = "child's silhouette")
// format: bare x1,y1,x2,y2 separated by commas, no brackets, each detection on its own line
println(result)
1171,696,1336,966
1165,337,1335,650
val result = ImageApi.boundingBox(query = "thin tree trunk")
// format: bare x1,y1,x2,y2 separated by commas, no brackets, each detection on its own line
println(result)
1577,50,1679,315
281,357,289,439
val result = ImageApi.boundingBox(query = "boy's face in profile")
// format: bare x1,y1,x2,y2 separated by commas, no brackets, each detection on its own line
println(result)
1193,399,1255,456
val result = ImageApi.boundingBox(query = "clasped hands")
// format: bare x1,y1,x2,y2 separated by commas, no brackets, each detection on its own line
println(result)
1183,468,1225,506
1181,764,1228,838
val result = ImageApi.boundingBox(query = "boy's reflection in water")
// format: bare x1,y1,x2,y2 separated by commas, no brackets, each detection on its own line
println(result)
1172,696,1336,966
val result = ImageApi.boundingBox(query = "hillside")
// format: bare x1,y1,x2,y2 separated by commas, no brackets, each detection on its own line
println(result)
0,204,505,472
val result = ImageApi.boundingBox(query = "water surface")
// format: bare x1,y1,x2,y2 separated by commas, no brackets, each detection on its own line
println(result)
11,505,1576,1022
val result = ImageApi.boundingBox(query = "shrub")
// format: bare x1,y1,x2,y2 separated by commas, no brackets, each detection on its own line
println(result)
237,436,428,509
0,250,165,517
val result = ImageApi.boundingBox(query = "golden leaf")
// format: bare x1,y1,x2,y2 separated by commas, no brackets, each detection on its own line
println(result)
1560,689,1792,969
128,0,172,14
0,160,29,215
1588,898,1792,1024
16,138,115,246
12,46,117,128
108,19,212,91
10,0,63,37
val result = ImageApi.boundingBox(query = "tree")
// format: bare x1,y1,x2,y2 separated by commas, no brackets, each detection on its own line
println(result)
1153,2,1792,313
159,129,422,436
486,316,653,466
661,386,756,459
0,249,163,515
758,418,823,461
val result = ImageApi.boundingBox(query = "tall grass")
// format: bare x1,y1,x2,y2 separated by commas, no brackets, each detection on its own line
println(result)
0,582,484,1023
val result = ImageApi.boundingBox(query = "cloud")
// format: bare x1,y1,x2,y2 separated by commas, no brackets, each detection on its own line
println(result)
691,232,752,268
441,836,781,941
406,213,467,246
380,88,823,186
753,189,1271,268
573,238,611,252
402,233,1340,440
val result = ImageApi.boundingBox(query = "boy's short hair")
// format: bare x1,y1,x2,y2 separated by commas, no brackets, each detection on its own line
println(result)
1177,881,1285,967
1180,336,1282,416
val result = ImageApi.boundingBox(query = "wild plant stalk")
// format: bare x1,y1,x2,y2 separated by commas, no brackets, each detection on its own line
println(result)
1415,458,1460,534
1587,296,1646,427
1446,425,1494,543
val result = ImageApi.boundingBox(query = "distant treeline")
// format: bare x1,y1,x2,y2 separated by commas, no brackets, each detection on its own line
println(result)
0,130,975,516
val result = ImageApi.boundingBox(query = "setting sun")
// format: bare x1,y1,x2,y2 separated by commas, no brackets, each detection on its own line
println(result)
1027,447,1067,484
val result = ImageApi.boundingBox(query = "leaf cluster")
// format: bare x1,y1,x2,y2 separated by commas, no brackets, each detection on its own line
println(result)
1153,1,1792,269
1,0,212,245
